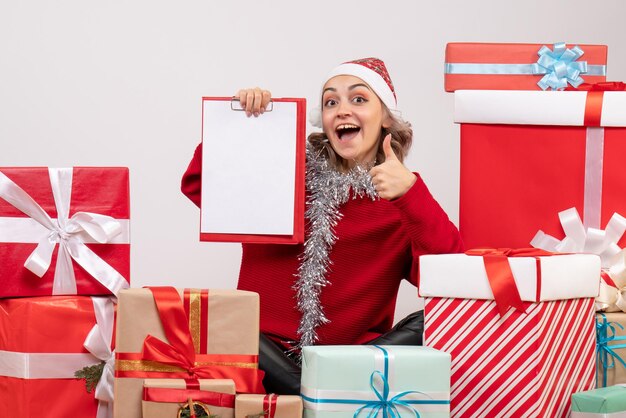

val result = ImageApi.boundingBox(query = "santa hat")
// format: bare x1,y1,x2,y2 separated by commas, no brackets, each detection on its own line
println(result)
309,57,398,128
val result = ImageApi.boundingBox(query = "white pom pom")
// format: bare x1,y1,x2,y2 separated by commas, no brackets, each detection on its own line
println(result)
309,106,323,129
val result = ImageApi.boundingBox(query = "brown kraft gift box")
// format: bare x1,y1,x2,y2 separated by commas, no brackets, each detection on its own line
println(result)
235,394,303,418
114,287,263,418
142,378,235,418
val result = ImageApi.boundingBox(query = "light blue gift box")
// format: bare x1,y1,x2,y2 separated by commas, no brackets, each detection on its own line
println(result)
571,385,626,417
301,345,450,418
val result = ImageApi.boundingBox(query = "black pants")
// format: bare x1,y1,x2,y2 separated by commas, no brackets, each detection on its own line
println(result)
259,310,424,394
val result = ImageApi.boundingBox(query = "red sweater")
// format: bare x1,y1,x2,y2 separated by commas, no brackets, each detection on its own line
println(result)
182,143,463,347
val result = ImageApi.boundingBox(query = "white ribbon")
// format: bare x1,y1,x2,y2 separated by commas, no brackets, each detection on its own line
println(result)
83,297,115,418
0,350,99,378
531,207,626,311
584,127,605,230
0,168,129,296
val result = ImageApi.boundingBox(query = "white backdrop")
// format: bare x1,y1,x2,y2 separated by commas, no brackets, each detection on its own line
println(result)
2,0,625,322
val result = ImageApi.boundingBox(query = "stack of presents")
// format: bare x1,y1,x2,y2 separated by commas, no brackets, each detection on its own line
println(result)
2,41,626,417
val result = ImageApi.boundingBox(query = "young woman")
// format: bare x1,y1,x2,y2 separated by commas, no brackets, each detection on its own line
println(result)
181,58,463,393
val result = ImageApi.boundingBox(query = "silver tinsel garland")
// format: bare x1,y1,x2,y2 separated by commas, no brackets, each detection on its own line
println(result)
294,144,378,349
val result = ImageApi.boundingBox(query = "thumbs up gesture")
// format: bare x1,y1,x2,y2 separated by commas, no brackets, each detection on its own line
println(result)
369,134,417,201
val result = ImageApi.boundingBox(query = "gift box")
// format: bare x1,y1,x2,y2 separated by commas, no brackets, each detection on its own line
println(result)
444,42,607,91
300,345,451,418
455,87,626,251
114,287,265,418
596,253,626,312
142,379,235,418
571,385,626,417
235,394,303,418
420,251,600,417
597,313,626,387
0,295,115,417
0,167,130,297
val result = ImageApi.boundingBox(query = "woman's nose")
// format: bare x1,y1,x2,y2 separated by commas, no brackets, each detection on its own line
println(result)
337,101,351,117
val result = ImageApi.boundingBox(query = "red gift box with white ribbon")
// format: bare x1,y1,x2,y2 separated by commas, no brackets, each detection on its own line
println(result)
0,296,116,418
455,85,626,252
0,167,130,297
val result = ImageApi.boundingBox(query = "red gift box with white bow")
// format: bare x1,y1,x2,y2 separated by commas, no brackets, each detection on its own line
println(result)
0,167,130,297
0,296,116,418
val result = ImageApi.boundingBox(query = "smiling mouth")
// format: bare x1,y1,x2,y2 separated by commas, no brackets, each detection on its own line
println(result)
336,124,361,141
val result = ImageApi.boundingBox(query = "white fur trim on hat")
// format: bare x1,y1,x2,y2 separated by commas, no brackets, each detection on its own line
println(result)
325,63,397,111
309,106,323,129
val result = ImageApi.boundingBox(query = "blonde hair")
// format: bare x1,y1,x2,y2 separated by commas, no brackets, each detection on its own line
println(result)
307,106,413,171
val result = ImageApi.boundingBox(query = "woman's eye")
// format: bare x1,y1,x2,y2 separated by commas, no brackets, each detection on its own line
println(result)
352,96,367,104
324,98,337,107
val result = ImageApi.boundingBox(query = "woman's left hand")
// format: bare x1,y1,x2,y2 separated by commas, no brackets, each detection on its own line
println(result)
369,134,417,201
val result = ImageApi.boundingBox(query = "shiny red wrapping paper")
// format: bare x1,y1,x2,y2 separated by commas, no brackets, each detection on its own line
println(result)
459,124,626,249
0,296,103,417
0,167,130,297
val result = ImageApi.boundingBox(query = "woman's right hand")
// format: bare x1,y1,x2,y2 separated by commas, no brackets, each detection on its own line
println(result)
236,87,272,117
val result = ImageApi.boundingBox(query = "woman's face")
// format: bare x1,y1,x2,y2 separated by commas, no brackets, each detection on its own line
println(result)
321,75,390,168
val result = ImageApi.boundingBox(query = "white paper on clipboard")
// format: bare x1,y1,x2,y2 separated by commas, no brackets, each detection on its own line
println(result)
201,99,298,236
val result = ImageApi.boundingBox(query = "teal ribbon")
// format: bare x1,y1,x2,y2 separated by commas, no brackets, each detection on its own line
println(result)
533,42,588,90
444,42,606,90
300,345,449,417
596,313,626,387
354,346,441,418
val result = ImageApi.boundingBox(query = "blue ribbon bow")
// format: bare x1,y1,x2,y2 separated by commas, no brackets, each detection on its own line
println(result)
353,346,423,418
353,370,421,418
596,313,626,387
532,42,588,90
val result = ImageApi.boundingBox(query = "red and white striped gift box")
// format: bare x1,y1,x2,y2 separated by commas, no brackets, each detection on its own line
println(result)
420,252,601,417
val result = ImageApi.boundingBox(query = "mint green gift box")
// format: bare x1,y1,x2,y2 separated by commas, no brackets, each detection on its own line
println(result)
571,385,626,417
301,345,451,418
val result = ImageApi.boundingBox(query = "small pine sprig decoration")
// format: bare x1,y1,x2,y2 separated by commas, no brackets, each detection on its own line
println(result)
74,361,105,393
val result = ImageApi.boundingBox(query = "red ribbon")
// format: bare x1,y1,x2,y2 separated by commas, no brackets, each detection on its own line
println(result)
116,286,265,393
142,386,235,408
465,248,554,316
566,82,626,127
601,270,618,288
142,287,206,374
575,82,626,92
263,394,278,418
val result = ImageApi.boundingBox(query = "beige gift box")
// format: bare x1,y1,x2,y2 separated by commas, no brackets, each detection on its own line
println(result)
597,312,626,387
142,379,236,418
114,288,263,418
235,394,303,418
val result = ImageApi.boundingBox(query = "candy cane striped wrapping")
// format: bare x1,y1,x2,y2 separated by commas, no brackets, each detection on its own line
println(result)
424,297,596,418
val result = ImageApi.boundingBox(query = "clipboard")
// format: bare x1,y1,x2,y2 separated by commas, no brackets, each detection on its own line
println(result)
199,96,306,244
